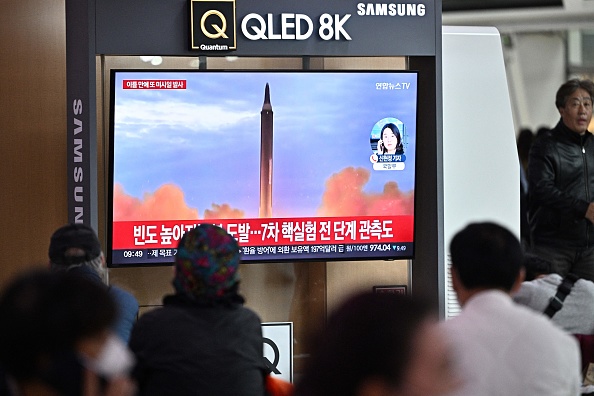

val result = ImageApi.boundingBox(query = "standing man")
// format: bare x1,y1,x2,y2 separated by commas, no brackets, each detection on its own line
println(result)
443,222,581,396
528,78,594,280
49,223,139,343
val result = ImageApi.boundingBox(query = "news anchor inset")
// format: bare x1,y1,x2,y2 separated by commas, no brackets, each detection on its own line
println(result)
370,118,406,170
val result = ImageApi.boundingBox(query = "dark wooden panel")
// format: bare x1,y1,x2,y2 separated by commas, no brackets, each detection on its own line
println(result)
0,0,68,287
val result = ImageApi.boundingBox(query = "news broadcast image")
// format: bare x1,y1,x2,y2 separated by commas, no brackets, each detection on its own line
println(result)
109,70,418,265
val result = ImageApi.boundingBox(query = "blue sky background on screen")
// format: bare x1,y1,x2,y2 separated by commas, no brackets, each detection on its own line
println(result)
112,71,418,219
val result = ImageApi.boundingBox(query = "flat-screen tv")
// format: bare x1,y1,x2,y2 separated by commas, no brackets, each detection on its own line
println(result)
107,69,418,266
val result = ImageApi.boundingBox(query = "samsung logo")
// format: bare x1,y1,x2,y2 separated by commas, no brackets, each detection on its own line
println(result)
72,99,84,223
356,3,426,16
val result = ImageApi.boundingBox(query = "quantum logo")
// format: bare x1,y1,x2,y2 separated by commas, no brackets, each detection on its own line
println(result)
190,0,236,51
201,10,228,39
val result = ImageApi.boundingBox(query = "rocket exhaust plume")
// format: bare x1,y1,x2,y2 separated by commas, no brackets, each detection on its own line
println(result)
113,183,199,221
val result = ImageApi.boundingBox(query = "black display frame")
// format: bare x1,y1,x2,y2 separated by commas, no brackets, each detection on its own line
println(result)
106,68,420,267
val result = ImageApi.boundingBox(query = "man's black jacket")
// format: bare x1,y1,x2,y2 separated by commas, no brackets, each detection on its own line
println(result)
528,119,594,248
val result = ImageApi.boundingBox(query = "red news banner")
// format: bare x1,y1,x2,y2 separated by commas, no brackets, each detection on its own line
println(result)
122,80,187,89
112,216,414,250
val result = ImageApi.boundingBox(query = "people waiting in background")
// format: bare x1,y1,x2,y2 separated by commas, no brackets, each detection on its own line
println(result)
528,78,594,281
516,127,534,249
535,125,551,139
294,291,460,396
516,127,534,176
513,253,594,335
443,221,581,396
128,224,267,396
48,223,139,343
0,269,136,396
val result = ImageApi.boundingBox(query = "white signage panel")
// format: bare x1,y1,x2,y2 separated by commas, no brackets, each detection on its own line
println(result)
262,322,293,383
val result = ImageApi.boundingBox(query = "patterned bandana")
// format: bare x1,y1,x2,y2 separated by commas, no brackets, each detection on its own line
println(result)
173,224,240,299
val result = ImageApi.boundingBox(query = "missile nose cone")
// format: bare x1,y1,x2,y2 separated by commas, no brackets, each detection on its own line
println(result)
262,83,272,111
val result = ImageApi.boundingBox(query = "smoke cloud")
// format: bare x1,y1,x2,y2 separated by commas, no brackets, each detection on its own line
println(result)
114,167,412,222
113,183,246,221
317,167,414,217
204,203,245,219
113,183,199,221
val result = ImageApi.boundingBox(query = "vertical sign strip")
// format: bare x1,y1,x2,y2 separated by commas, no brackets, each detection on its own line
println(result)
66,0,97,228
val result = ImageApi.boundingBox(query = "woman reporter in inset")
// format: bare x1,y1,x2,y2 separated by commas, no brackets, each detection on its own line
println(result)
377,123,404,155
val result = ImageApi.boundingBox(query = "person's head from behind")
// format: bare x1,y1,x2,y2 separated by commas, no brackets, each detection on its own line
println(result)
516,128,534,168
295,291,459,396
380,123,402,154
173,224,241,303
522,253,554,282
48,223,107,284
449,222,524,306
0,269,133,395
535,125,551,139
555,78,594,134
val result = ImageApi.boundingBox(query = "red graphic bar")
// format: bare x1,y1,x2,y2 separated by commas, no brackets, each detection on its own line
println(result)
122,80,187,89
112,216,413,249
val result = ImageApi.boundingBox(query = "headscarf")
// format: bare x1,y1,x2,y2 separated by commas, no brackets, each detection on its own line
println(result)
172,224,240,301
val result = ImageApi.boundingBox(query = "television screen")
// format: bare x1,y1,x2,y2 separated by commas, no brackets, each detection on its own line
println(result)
108,69,418,266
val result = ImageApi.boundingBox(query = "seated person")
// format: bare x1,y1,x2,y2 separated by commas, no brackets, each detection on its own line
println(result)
294,291,460,396
0,269,136,396
443,222,581,395
48,223,139,343
129,224,267,396
513,253,594,334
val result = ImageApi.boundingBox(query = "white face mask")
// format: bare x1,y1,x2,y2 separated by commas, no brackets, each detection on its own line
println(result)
84,334,135,378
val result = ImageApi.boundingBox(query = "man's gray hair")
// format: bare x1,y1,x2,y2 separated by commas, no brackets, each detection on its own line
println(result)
50,253,109,285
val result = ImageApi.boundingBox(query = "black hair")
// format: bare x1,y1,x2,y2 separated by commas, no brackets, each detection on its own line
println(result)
0,269,117,381
380,123,403,153
295,291,433,396
516,128,534,168
555,78,594,109
450,222,524,291
535,125,551,139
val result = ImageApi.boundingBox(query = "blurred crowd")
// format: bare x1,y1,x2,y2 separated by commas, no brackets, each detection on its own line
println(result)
0,77,593,396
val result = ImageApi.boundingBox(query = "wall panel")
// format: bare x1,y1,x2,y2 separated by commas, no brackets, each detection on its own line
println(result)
0,0,68,286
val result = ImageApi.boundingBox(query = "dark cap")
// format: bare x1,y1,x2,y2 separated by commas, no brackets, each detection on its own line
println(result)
48,223,102,265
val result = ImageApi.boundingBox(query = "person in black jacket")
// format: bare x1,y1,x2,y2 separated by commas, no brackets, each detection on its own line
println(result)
517,127,535,249
528,78,594,280
128,224,267,396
